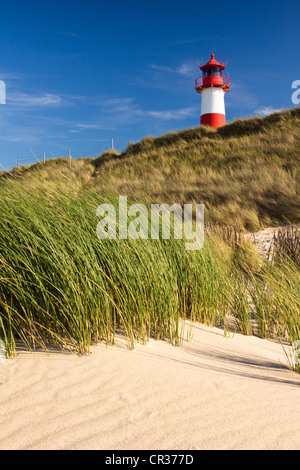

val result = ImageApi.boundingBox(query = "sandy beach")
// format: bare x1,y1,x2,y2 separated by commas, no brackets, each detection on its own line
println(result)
0,322,300,450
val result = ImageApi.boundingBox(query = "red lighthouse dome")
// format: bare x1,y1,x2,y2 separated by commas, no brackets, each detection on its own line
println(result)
195,52,230,129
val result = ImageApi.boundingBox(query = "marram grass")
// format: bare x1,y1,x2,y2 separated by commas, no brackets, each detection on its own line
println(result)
0,176,230,354
0,167,299,363
0,175,230,355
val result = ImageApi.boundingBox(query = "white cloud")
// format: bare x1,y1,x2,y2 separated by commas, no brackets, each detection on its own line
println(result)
143,106,198,120
0,89,198,146
76,95,198,129
77,123,102,130
151,62,196,77
151,64,173,73
8,92,64,107
255,106,283,116
71,98,198,136
0,72,21,80
101,97,135,112
176,63,195,77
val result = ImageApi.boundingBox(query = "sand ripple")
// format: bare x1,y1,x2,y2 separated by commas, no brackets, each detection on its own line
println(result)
0,323,300,450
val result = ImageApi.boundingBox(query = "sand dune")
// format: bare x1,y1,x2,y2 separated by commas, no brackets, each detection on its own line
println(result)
0,322,300,450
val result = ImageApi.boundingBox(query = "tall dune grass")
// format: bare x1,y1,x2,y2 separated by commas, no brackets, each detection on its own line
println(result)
0,108,299,362
0,176,232,355
0,172,299,359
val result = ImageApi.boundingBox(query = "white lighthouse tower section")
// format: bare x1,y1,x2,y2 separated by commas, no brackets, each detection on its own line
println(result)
201,87,225,117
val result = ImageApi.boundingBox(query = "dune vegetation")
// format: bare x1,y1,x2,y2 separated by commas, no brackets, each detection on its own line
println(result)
0,108,299,370
91,107,300,231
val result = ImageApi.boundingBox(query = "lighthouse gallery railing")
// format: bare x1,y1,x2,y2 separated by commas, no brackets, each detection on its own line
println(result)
195,75,230,92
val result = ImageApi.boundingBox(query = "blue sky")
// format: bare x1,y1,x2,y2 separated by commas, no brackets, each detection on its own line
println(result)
0,0,299,169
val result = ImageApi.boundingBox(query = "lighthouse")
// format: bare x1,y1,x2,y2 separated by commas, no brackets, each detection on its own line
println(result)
195,52,230,130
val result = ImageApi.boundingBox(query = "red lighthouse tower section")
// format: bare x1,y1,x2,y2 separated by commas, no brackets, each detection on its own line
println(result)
195,52,230,130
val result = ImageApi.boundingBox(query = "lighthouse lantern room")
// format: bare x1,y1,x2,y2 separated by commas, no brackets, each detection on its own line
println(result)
195,52,230,130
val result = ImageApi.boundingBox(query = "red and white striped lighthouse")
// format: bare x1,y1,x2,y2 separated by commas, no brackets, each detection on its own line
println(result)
195,52,230,130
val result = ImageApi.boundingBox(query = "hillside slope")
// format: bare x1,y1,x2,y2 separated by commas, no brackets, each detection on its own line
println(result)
3,107,300,230
91,108,300,230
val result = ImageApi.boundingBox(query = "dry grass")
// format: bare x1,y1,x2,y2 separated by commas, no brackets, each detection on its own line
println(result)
89,107,300,231
271,226,300,266
2,108,299,231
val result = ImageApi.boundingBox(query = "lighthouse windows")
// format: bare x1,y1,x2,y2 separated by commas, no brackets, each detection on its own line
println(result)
203,67,222,77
